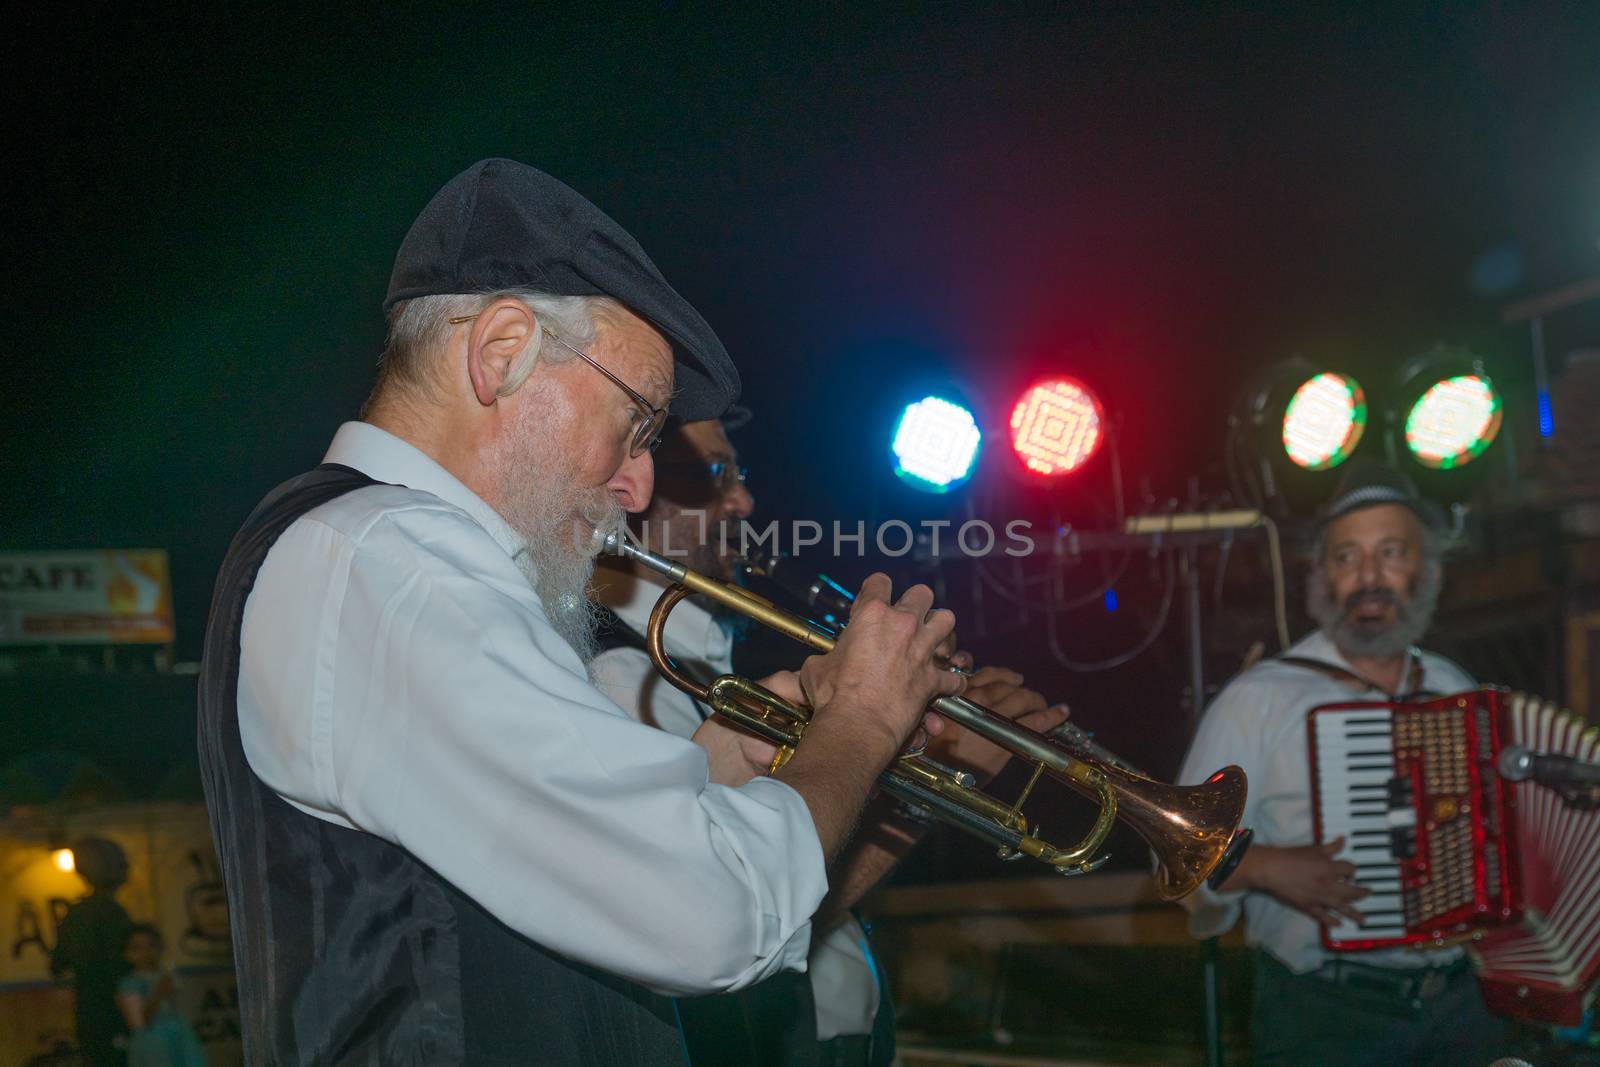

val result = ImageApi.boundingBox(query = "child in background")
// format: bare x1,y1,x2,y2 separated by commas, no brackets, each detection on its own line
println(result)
115,925,207,1067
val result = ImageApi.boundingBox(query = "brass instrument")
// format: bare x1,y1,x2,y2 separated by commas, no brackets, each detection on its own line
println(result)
734,550,1146,774
606,533,1251,901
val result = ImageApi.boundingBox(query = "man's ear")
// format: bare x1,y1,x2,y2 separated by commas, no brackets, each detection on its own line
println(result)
465,299,537,407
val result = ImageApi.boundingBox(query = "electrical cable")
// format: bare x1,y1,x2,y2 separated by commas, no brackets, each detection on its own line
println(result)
965,485,1180,620
967,511,1138,613
1211,533,1235,612
1262,515,1290,651
1044,550,1177,671
971,544,1135,612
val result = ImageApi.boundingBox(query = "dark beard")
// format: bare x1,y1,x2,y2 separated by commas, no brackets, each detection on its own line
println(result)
1307,568,1441,660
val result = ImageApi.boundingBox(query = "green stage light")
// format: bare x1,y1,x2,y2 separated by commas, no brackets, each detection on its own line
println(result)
1403,374,1502,470
1281,372,1367,471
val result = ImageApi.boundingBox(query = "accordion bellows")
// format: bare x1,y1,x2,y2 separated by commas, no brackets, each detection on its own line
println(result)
1473,693,1600,1025
1310,689,1600,1026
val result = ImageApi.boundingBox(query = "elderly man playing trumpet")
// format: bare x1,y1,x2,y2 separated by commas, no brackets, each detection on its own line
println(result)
199,159,968,1066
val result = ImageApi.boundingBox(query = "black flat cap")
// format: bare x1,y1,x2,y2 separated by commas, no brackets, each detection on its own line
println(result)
1318,458,1445,533
385,159,739,421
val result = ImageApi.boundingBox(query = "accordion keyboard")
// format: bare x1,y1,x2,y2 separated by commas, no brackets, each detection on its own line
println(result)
1311,692,1516,951
1313,709,1408,944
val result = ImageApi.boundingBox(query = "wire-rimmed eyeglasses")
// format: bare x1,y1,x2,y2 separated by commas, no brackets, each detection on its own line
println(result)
448,314,668,457
655,460,749,493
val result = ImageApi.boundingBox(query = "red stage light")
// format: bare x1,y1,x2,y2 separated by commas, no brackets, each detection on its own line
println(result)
1009,378,1105,476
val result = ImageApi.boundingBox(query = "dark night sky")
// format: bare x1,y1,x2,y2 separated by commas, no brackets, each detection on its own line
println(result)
8,4,1600,661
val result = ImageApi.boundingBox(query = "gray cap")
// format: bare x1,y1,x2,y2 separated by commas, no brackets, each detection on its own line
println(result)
1318,458,1445,532
385,159,739,421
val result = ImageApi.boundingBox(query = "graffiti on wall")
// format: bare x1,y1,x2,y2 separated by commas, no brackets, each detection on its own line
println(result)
0,805,242,1065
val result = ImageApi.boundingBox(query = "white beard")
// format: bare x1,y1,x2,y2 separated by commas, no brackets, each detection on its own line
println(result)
492,400,626,667
1306,564,1441,661
512,495,625,667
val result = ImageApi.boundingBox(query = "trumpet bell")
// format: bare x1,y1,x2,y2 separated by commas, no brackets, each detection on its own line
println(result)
1098,764,1250,901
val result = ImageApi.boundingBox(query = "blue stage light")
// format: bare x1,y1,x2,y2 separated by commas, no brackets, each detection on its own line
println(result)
890,397,982,493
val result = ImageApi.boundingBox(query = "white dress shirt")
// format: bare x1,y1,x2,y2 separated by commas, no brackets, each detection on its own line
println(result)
1177,629,1474,974
236,421,827,997
591,566,882,1040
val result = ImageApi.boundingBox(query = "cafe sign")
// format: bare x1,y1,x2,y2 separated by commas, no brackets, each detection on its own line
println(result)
0,550,175,645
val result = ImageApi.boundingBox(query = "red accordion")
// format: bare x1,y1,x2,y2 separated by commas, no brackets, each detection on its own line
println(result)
1309,688,1600,1025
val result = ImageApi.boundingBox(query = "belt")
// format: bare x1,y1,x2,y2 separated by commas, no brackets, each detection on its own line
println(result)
1306,956,1471,1003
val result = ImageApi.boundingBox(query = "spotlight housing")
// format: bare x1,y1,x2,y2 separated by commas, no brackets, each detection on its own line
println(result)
1229,357,1368,517
1391,347,1503,472
890,396,982,493
1403,375,1502,470
1009,377,1105,477
1281,372,1368,471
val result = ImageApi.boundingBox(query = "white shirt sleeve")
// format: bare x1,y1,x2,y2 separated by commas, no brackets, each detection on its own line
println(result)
1174,677,1274,939
589,646,708,741
238,497,826,996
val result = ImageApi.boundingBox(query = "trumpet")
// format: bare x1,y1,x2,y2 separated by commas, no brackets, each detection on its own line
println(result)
607,533,1251,901
734,549,1144,775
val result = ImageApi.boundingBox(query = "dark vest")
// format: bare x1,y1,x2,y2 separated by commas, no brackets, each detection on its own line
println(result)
197,463,686,1066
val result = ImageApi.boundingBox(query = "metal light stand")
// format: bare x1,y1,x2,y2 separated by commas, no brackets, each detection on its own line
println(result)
949,514,1261,1067
1182,542,1226,1067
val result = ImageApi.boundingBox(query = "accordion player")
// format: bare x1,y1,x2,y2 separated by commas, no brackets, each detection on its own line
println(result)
1310,688,1600,1026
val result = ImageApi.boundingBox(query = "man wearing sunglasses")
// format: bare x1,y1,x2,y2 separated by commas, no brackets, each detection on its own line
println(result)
198,160,965,1066
592,414,1068,1067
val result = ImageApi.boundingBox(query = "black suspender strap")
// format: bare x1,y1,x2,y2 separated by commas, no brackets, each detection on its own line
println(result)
1272,650,1429,699
593,604,650,656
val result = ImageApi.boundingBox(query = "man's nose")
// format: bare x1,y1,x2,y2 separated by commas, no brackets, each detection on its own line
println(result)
721,482,755,521
609,450,655,513
1356,550,1382,585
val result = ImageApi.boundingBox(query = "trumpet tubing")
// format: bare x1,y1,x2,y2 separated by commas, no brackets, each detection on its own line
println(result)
612,534,1249,901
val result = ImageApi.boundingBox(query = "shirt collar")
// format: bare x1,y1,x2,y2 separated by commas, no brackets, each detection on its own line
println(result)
1290,629,1426,694
1292,630,1355,670
323,421,527,560
591,561,734,670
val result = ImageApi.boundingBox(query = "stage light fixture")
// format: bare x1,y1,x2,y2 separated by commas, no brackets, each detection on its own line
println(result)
1281,372,1367,471
890,396,982,493
1229,357,1370,518
53,848,75,873
1009,378,1105,477
1388,346,1504,475
1403,374,1502,470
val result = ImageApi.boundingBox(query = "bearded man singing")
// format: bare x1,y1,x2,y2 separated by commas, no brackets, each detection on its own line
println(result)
197,160,964,1066
1175,459,1513,1066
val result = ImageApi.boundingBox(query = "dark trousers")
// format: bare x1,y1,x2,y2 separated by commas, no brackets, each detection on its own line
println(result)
1250,951,1513,1067
676,968,895,1067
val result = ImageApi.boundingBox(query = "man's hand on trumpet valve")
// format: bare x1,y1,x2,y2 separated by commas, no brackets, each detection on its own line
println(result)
927,659,1070,785
693,713,784,788
695,658,951,789
796,573,962,752
768,574,962,863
